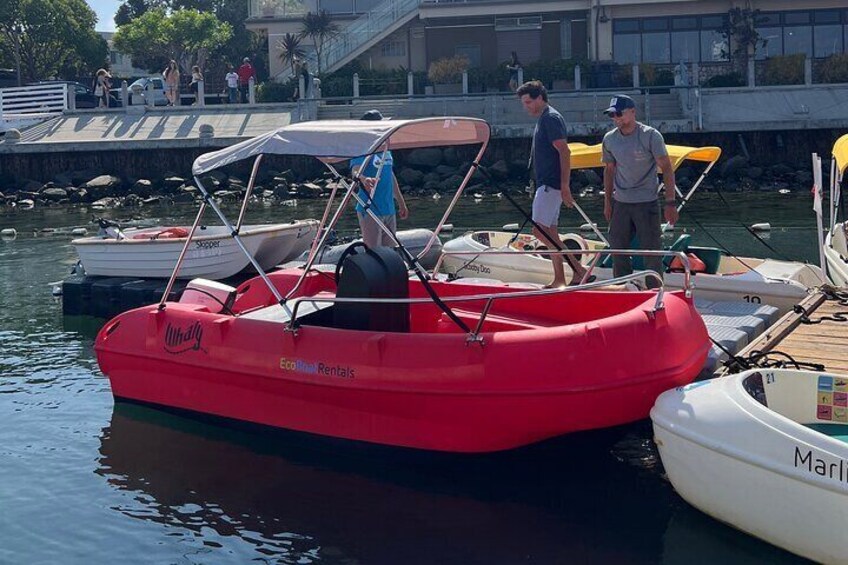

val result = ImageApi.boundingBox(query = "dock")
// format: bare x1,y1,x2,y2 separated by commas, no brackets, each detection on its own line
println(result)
717,288,848,375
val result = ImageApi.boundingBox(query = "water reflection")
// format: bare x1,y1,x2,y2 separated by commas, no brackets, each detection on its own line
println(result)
99,404,676,564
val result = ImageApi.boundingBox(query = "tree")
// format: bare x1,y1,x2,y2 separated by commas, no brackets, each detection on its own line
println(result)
276,33,304,78
0,0,106,84
720,6,768,70
113,8,233,73
299,10,339,75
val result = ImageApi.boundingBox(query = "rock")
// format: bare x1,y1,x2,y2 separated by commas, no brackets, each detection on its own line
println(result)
161,176,186,192
720,155,748,179
84,175,123,198
132,179,154,197
442,147,461,166
70,169,99,185
398,168,425,187
435,165,458,178
123,194,144,207
18,199,35,209
423,172,441,185
41,187,68,202
744,167,763,180
407,148,443,168
91,197,120,209
489,160,510,180
423,180,441,192
577,170,602,186
143,196,161,205
440,174,465,192
296,182,322,198
69,188,88,203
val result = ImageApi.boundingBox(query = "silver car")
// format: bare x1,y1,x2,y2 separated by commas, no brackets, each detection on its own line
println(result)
128,77,168,106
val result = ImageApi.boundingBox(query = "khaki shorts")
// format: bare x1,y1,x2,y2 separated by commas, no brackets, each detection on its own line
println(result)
532,185,562,227
357,212,397,248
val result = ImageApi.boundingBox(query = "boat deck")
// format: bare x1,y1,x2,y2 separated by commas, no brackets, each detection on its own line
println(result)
717,288,848,375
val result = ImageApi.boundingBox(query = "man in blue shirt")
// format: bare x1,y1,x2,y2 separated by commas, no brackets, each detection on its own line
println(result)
351,110,409,248
517,80,590,287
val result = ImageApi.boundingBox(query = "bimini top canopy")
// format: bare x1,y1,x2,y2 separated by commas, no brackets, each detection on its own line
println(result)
569,142,722,171
834,133,848,177
192,117,491,175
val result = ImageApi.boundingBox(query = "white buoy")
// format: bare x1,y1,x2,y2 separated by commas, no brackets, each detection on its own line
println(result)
472,192,484,199
579,222,597,232
281,199,297,207
778,188,790,195
503,223,520,231
1,228,17,239
750,222,771,232
432,193,441,200
71,228,88,236
442,224,454,232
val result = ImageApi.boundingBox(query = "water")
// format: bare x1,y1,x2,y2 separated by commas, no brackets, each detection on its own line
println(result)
0,193,818,564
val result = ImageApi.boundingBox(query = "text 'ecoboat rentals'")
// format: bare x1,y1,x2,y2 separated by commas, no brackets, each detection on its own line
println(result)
652,369,848,563
72,218,319,280
94,117,710,452
440,143,826,314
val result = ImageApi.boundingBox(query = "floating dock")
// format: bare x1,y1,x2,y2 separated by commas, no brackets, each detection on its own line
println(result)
717,288,848,374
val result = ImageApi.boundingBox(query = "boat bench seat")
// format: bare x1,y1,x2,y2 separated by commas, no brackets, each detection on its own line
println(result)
440,308,558,332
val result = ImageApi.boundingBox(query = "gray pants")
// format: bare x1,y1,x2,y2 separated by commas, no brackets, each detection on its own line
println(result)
608,200,663,288
358,212,397,248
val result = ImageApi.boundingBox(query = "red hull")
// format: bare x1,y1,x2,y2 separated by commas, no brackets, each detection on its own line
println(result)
95,270,709,452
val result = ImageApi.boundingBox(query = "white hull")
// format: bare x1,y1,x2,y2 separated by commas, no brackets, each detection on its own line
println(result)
652,369,848,563
73,221,317,279
825,223,848,287
442,231,825,314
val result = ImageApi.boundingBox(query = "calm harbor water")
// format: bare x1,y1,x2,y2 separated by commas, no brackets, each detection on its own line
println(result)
0,192,818,564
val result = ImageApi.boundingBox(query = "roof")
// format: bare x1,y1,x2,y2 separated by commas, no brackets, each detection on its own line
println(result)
569,143,722,171
192,118,491,175
834,133,848,177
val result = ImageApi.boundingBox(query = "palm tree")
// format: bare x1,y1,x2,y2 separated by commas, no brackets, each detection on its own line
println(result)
299,10,340,75
277,33,305,78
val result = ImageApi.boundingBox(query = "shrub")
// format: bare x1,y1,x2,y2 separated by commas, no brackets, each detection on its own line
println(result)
639,64,674,86
761,54,805,86
703,72,745,88
819,54,848,84
256,80,297,102
428,56,469,84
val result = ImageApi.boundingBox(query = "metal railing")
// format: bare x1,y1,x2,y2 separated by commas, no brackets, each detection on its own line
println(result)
0,83,68,120
320,0,419,74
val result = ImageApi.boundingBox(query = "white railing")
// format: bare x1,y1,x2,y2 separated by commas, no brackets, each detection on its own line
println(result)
320,0,419,74
0,83,68,121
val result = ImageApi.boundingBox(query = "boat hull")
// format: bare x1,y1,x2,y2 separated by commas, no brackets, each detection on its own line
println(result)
652,371,848,563
96,273,709,452
74,221,317,279
825,224,848,287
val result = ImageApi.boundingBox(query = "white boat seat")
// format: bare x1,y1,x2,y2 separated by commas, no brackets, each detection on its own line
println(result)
238,297,334,324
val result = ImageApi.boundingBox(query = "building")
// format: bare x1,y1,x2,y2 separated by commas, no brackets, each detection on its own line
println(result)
99,32,148,79
246,0,848,82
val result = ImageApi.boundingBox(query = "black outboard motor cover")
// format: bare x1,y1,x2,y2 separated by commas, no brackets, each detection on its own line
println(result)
334,246,410,332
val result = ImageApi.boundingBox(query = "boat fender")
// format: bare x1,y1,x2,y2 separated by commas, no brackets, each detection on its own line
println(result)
133,227,190,240
669,253,707,274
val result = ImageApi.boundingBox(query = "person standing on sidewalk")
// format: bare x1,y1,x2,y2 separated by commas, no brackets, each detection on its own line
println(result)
237,57,256,103
601,94,678,287
517,80,590,287
225,65,239,104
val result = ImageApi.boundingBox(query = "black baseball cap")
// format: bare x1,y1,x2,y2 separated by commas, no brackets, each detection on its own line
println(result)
603,94,636,115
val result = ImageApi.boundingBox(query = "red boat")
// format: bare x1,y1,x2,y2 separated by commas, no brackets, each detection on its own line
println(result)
94,118,709,452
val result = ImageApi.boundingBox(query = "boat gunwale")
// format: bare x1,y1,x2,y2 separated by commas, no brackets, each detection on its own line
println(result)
71,220,318,246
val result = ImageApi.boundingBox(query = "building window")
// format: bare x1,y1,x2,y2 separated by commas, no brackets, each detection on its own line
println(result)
614,15,727,64
381,40,406,58
455,44,481,68
671,30,699,62
756,10,847,59
561,20,572,59
319,0,354,14
613,33,640,65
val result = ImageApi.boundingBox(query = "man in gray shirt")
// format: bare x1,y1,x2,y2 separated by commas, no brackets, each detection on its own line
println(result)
601,94,678,287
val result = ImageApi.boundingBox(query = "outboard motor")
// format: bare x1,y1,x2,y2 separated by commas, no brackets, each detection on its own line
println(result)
334,244,410,332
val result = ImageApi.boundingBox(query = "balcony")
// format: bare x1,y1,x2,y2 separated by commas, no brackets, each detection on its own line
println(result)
248,0,307,20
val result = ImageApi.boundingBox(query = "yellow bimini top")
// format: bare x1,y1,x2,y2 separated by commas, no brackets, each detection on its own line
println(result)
833,133,848,178
568,142,722,172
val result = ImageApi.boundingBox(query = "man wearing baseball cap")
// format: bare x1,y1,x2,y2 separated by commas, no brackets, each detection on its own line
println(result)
237,57,256,103
601,94,677,287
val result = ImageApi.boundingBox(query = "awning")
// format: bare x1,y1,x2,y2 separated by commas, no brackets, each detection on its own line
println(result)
568,142,722,171
192,118,490,175
834,133,848,177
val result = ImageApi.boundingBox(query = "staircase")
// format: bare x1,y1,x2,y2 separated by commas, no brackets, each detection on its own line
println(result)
320,0,419,75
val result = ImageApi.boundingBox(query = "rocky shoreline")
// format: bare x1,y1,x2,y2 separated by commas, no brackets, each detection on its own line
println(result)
0,148,820,211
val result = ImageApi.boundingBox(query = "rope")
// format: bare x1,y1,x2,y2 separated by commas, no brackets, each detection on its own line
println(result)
724,349,826,373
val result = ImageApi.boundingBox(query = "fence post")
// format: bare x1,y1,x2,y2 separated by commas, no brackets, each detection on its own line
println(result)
517,67,524,85
747,55,755,87
145,80,155,108
574,65,581,90
66,84,75,111
197,80,205,106
121,80,129,109
407,71,414,97
691,62,699,86
632,64,640,88
248,76,256,104
804,56,812,85
645,89,651,123
462,70,468,94
299,74,306,102
353,73,360,99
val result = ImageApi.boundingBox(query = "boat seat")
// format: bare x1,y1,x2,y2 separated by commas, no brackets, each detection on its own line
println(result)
238,295,335,324
805,423,848,444
440,308,558,332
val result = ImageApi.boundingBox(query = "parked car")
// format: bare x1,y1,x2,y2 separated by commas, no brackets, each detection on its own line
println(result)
27,80,122,108
128,77,168,106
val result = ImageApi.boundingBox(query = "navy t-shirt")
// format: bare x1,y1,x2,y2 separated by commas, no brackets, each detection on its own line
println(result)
532,106,568,190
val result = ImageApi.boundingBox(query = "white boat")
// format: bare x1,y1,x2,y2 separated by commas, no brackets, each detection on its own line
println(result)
73,220,318,279
441,230,825,314
823,134,848,287
439,143,826,313
651,368,848,563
